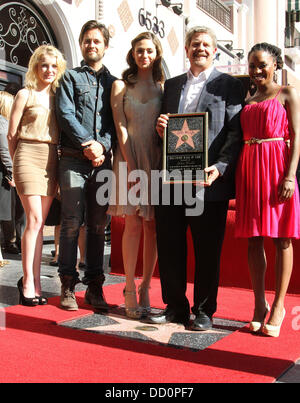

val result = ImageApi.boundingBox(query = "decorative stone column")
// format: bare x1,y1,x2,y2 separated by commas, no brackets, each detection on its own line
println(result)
253,0,285,46
237,3,249,52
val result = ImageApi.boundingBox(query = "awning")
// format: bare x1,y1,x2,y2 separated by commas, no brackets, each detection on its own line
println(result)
288,0,300,12
288,1,300,21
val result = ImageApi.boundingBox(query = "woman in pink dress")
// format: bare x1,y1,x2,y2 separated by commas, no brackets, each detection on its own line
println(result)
235,43,300,337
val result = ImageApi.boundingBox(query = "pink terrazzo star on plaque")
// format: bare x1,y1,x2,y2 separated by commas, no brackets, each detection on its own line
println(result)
86,312,223,345
172,120,199,150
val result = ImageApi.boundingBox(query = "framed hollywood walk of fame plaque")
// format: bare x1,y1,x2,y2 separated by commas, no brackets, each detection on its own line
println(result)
163,113,208,184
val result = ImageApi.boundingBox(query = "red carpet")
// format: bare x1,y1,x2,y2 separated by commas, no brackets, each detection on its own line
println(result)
110,211,300,293
0,279,299,383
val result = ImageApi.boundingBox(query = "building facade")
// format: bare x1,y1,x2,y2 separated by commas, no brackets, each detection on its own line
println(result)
0,0,299,92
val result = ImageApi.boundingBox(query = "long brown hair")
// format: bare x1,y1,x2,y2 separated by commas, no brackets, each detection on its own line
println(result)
122,32,165,86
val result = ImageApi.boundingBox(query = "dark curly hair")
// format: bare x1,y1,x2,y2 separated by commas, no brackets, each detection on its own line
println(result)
122,32,165,87
248,43,284,70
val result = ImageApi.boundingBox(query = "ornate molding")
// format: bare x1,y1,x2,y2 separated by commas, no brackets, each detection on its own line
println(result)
0,1,55,67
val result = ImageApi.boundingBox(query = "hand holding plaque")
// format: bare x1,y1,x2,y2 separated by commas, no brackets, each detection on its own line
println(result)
162,113,208,184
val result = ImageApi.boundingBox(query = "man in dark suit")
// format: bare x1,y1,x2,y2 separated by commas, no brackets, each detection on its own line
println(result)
148,26,244,330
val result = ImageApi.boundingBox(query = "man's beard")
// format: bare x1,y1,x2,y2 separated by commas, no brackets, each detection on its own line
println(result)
84,52,103,64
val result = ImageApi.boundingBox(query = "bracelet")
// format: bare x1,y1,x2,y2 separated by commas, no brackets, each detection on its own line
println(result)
284,178,294,183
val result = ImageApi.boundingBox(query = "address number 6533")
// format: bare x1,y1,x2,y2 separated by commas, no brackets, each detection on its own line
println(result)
138,8,165,39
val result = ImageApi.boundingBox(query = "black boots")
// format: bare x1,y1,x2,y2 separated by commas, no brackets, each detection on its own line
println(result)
84,275,109,311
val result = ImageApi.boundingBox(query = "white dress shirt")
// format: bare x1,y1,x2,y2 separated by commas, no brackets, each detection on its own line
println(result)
178,66,214,114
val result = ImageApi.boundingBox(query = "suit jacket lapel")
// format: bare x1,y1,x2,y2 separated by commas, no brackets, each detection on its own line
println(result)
168,73,187,114
197,68,222,112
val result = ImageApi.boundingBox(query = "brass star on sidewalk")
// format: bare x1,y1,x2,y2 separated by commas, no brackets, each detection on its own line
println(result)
172,120,199,150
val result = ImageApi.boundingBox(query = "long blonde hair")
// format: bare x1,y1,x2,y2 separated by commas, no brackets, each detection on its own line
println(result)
0,91,14,119
25,45,66,93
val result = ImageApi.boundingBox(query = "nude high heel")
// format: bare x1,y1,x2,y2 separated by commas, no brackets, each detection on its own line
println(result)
123,288,142,320
138,284,151,316
262,308,286,338
249,302,270,333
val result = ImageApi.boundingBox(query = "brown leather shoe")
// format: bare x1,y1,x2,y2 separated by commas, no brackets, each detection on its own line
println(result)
60,275,79,311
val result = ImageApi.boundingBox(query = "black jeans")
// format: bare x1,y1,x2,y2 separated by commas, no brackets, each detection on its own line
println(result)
58,156,110,284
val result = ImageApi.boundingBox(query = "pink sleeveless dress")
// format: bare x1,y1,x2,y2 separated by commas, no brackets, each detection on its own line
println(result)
235,94,300,239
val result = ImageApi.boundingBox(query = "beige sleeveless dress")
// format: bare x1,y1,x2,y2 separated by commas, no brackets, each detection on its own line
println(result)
13,90,59,197
108,87,162,221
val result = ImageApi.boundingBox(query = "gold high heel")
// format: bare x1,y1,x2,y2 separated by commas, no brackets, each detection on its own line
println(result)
249,302,270,333
262,308,286,338
138,284,151,316
123,288,142,320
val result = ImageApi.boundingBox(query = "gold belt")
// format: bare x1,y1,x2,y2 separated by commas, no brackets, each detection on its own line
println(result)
244,137,284,145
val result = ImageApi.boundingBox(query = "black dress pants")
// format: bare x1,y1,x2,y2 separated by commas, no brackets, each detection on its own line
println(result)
155,200,229,317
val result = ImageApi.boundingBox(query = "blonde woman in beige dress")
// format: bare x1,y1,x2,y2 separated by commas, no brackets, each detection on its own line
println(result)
109,32,164,318
7,45,66,306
